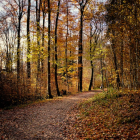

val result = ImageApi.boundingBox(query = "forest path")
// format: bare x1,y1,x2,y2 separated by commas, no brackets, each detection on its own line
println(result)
0,89,102,140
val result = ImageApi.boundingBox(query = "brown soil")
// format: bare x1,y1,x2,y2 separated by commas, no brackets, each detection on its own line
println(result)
0,89,102,140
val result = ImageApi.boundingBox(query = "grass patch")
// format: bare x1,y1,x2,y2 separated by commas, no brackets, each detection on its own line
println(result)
73,89,140,139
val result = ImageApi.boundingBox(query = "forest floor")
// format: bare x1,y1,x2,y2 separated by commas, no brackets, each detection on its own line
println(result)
66,89,140,140
0,89,102,140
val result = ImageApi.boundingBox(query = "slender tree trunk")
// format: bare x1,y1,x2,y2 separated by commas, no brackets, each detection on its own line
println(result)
89,64,94,91
100,21,104,91
36,0,41,95
134,1,138,89
70,31,72,57
112,30,121,89
100,53,104,90
9,47,12,72
65,0,69,93
17,13,22,92
78,0,88,92
132,55,136,90
120,39,123,88
47,0,53,98
129,14,132,90
27,0,31,78
41,4,46,73
78,7,83,92
36,0,41,73
105,69,109,90
135,40,138,89
88,22,99,90
6,43,9,72
54,0,61,96
120,0,124,89
129,44,132,90
89,23,93,91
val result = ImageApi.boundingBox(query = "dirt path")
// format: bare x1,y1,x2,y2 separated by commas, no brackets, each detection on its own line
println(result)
0,90,102,140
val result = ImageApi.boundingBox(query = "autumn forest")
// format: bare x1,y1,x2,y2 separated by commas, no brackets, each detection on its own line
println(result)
0,0,140,107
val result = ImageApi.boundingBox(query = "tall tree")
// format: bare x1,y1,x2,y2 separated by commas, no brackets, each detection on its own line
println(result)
15,0,26,89
88,22,94,91
47,0,53,98
54,0,61,96
88,19,101,90
105,0,121,89
27,0,31,78
77,0,89,92
36,0,41,73
65,0,69,93
41,0,47,73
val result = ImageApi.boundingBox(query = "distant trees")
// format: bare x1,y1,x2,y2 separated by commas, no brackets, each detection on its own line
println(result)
0,14,17,72
0,0,139,107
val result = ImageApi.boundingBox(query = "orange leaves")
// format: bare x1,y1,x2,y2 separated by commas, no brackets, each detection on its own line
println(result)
67,91,140,139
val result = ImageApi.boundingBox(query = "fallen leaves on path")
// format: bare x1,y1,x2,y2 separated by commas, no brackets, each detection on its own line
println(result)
0,90,99,140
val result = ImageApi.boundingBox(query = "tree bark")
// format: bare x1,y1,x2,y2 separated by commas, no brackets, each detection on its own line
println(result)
54,0,61,96
100,52,104,90
134,1,139,89
27,0,31,78
65,0,69,93
78,4,83,92
112,30,121,89
36,0,41,73
89,63,94,91
41,1,46,73
78,0,88,92
120,39,123,88
89,23,93,91
47,0,53,98
17,5,22,89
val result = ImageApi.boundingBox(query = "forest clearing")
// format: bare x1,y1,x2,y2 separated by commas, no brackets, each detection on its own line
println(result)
0,0,140,139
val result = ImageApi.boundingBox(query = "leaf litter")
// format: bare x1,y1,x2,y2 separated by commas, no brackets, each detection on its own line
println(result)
65,90,140,140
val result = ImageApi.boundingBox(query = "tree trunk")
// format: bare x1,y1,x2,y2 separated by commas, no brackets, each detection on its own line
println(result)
100,53,104,90
65,0,69,93
129,45,132,90
27,0,31,78
54,0,61,96
17,13,22,90
89,23,93,91
134,1,138,89
120,40,123,88
111,30,121,89
89,63,94,91
36,0,41,73
78,7,83,92
47,0,53,98
41,2,46,73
